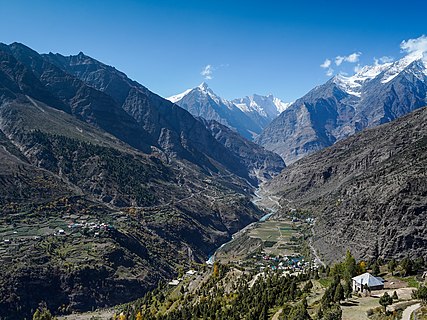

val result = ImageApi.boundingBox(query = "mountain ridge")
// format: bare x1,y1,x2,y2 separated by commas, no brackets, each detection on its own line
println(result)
0,42,271,319
168,83,290,140
257,53,427,164
264,106,427,263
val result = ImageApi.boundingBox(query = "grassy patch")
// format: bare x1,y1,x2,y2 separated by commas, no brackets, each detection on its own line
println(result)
396,276,419,288
318,277,332,288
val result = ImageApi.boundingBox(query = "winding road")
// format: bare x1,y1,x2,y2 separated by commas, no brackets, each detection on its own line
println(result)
402,303,420,320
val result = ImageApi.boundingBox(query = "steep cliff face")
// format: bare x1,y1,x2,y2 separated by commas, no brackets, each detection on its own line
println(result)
0,43,265,319
257,55,427,164
265,107,427,263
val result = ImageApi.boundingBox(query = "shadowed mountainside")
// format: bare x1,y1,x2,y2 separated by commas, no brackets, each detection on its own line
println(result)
265,106,427,263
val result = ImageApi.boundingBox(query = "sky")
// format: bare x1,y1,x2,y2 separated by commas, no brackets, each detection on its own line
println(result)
0,0,426,102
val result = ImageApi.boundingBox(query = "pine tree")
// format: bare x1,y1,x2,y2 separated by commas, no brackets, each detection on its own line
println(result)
343,278,352,300
387,259,397,275
392,291,398,301
401,257,413,276
303,280,314,293
372,262,380,276
287,298,311,320
379,292,393,313
343,250,357,279
322,304,342,320
333,284,344,304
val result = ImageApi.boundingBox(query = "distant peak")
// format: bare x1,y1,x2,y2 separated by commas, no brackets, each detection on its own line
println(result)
198,82,209,90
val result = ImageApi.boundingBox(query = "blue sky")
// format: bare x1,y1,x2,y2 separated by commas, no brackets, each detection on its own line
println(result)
1,0,426,101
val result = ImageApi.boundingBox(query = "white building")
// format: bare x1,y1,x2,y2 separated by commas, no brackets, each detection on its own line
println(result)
352,272,384,291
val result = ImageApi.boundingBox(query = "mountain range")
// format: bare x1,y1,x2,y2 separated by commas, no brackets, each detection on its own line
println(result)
264,106,427,263
0,40,426,319
257,52,427,164
168,83,289,140
0,43,283,319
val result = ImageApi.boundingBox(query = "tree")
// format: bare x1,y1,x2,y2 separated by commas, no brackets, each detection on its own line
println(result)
401,257,413,276
387,259,397,275
343,250,357,279
414,257,425,272
287,298,311,320
379,292,393,313
32,307,56,320
356,261,367,274
303,280,314,293
321,304,342,320
313,269,320,280
392,291,398,301
372,262,380,276
135,311,143,320
343,279,352,300
412,285,427,304
334,284,344,304
213,262,219,278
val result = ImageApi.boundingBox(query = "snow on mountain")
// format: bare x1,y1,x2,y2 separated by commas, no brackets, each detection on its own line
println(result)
167,83,263,140
233,94,291,117
168,88,193,104
333,51,427,96
273,96,293,113
258,51,427,165
167,83,291,139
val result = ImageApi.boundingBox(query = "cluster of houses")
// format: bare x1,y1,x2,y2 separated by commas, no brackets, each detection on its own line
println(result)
253,254,318,273
67,220,114,237
1,218,115,246
168,269,198,286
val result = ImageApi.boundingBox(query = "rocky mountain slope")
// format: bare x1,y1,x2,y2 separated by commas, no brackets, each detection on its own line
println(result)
167,83,262,140
198,118,285,183
0,43,268,319
257,53,427,164
168,84,288,140
264,106,427,263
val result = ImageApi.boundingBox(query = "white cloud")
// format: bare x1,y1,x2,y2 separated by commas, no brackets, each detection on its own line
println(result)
335,52,361,66
354,64,362,73
346,52,361,63
379,56,394,64
201,64,214,80
320,59,332,69
326,68,334,77
373,56,394,66
400,35,427,58
335,56,345,66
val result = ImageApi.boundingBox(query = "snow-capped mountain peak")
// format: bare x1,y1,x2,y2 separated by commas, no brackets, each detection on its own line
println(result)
232,94,291,119
167,88,193,104
198,82,209,91
167,84,292,140
333,52,427,97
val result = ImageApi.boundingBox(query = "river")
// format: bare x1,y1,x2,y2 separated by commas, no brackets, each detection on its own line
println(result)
206,187,278,264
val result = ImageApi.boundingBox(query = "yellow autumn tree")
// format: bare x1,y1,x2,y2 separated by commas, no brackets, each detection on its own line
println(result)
135,311,143,320
357,261,367,274
213,262,219,278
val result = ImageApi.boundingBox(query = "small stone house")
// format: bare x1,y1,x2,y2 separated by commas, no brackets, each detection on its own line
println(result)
352,272,384,291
